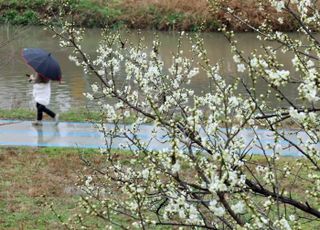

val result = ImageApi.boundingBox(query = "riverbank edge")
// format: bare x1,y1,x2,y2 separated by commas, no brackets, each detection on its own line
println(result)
0,108,101,122
0,108,141,124
0,0,300,32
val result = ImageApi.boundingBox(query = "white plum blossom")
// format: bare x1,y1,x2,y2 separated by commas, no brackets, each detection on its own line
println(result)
83,92,94,100
85,175,92,187
209,200,226,217
288,107,306,122
208,175,228,192
91,84,99,93
171,161,181,173
265,69,290,86
278,17,284,24
237,63,246,72
271,0,285,12
68,55,81,66
141,168,149,179
97,70,105,76
233,54,241,63
123,110,130,118
298,81,319,102
231,201,245,214
187,67,199,78
50,3,320,228
263,199,273,210
250,57,259,67
277,218,292,230
289,215,296,221
307,60,314,68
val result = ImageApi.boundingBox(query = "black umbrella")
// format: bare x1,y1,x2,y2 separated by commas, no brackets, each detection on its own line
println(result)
22,48,62,81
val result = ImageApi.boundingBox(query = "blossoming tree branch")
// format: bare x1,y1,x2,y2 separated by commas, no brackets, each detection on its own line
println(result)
46,0,319,229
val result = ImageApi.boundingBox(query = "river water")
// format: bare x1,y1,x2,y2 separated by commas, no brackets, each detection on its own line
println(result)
0,25,300,112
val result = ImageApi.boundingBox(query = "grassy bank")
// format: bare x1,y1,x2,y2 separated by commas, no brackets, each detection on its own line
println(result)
0,0,299,31
0,147,318,229
0,108,101,122
0,147,136,229
0,147,103,229
0,108,143,124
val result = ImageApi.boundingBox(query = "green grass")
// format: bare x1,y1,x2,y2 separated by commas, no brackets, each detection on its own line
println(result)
0,108,35,120
0,108,100,122
0,108,146,124
0,0,219,31
0,147,104,229
0,146,136,229
0,0,122,27
0,146,319,229
0,196,78,229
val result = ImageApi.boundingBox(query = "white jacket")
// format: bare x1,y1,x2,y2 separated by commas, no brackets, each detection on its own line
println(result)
33,82,51,106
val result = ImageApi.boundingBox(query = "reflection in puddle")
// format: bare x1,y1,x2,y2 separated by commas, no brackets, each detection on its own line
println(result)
33,124,60,147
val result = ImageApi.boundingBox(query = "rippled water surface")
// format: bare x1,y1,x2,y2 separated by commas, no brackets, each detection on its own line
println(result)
0,25,301,111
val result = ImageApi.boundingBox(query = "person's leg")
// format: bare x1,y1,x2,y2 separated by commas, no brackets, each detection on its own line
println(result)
34,103,59,125
41,105,56,118
33,103,43,126
36,103,43,121
43,106,59,125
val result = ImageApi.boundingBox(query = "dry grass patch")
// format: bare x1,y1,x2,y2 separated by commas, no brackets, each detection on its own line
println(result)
0,148,79,197
0,147,317,228
112,0,302,31
0,147,103,229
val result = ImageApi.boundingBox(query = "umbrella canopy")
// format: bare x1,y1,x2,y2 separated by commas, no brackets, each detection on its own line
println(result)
22,48,62,81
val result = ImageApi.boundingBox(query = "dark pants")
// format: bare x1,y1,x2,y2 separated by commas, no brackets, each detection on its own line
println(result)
36,103,55,121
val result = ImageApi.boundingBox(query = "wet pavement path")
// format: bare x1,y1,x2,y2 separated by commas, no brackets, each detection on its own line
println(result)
0,119,315,156
0,119,169,150
0,120,105,148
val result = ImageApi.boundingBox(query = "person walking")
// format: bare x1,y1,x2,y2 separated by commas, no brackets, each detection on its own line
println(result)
22,48,62,126
30,73,59,126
